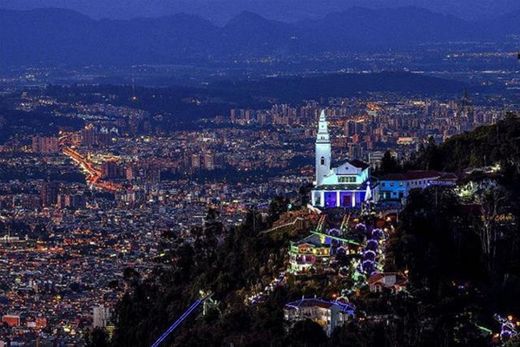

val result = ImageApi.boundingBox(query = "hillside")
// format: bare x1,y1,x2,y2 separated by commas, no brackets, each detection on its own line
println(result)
413,113,520,174
105,114,520,347
32,72,466,126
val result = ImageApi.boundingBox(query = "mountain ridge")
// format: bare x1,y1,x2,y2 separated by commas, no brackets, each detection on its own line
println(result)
0,7,518,67
0,0,518,22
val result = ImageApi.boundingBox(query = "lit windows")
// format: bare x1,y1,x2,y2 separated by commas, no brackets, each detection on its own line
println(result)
339,176,356,183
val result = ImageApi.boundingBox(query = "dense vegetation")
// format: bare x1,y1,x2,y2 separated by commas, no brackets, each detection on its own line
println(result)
109,201,297,346
0,107,83,143
385,115,520,345
41,72,465,126
413,113,520,174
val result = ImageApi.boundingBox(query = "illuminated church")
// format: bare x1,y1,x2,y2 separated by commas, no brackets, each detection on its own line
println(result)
311,111,373,208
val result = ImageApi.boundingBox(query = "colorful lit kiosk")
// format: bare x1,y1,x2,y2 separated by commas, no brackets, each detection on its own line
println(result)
288,215,361,276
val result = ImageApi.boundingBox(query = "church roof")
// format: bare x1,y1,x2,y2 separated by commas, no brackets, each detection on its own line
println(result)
349,159,370,170
332,158,369,171
293,233,326,247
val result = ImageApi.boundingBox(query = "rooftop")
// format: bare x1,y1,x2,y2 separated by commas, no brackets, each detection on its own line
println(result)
285,297,355,315
379,170,457,181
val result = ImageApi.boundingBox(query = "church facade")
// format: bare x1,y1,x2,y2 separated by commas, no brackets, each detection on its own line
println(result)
311,111,374,208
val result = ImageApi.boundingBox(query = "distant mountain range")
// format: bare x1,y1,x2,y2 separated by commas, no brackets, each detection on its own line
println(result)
0,7,518,67
0,0,519,22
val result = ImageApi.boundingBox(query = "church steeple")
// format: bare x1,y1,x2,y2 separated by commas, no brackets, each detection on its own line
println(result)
317,110,330,141
315,110,332,186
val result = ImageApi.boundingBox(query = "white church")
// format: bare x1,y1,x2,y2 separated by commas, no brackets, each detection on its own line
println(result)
311,111,374,208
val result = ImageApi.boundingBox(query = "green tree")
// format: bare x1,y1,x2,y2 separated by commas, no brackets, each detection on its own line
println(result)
285,319,327,346
379,150,401,174
268,196,290,224
85,327,109,347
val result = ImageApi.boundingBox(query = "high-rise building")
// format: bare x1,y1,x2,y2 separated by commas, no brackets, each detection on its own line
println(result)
57,193,86,209
81,124,97,147
203,152,215,171
93,305,111,328
191,154,201,170
40,182,59,207
344,120,357,137
126,165,136,181
102,161,120,179
348,143,363,160
32,136,59,154
368,151,385,169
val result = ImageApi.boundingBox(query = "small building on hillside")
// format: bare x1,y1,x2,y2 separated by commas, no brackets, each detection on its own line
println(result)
288,229,360,276
2,314,21,327
284,297,355,336
288,233,331,275
378,171,457,201
368,272,408,294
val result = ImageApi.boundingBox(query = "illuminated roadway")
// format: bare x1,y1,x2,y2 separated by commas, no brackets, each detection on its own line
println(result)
62,146,123,193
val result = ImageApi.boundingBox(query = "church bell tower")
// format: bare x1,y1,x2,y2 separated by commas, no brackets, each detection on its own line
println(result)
315,110,331,185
